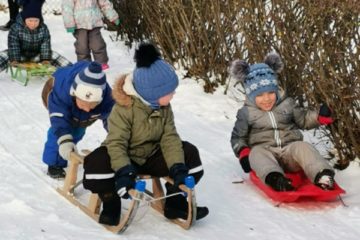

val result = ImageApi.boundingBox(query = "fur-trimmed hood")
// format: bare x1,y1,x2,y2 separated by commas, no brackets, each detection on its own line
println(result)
112,73,151,107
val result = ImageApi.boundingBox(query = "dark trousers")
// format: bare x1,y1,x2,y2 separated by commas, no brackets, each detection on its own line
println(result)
8,0,19,21
73,28,108,64
83,141,204,193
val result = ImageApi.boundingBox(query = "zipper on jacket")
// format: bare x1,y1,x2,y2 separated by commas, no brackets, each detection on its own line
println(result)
268,111,282,148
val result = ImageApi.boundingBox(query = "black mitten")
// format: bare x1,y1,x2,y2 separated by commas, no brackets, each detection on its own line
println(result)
114,165,137,199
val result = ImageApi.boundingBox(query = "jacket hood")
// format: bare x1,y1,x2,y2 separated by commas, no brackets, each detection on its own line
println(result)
112,73,152,108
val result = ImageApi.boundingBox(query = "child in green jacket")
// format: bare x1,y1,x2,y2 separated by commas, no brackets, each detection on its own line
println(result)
82,43,209,226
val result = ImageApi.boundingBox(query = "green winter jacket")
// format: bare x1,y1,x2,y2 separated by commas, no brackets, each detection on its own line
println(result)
102,74,184,171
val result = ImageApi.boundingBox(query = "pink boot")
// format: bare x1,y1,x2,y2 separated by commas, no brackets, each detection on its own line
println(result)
101,63,109,70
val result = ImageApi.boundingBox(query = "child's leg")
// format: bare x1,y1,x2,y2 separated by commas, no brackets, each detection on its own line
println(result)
82,146,120,226
88,27,109,64
50,51,72,67
0,50,9,72
249,145,284,183
74,29,92,61
42,127,68,168
137,141,208,220
137,141,204,183
281,141,333,182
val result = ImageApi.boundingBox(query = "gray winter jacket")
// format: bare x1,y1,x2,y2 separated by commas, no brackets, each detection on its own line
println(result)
231,94,320,157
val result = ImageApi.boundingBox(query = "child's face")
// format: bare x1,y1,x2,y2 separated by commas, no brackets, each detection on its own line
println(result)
158,92,175,106
25,18,40,30
255,91,277,111
75,98,99,112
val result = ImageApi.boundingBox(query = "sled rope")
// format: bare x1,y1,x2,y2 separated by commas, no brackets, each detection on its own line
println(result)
142,191,186,203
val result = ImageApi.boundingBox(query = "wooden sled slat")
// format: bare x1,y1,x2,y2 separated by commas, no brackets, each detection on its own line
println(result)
57,152,144,234
58,152,198,233
145,177,197,230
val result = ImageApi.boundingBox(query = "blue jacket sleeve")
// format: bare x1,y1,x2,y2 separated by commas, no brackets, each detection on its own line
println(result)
48,90,73,139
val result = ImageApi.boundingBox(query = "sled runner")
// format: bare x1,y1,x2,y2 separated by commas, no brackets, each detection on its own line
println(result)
57,152,198,233
142,175,197,230
7,62,56,86
250,171,345,203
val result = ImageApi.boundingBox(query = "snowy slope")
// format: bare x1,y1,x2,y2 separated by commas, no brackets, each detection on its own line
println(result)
0,13,360,240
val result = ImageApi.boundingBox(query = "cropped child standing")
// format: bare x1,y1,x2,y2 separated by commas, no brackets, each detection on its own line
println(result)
230,53,336,192
61,0,120,70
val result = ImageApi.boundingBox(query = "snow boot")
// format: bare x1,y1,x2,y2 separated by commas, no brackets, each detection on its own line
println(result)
47,166,66,179
314,169,335,190
98,192,121,226
164,183,209,220
265,172,295,191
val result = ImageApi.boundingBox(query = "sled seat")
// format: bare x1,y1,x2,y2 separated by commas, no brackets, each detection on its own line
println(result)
7,62,56,86
57,151,197,233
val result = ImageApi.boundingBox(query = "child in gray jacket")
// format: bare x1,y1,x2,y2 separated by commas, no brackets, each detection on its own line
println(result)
230,53,335,191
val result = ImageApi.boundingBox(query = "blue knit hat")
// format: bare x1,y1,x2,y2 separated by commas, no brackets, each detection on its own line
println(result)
244,63,278,102
71,61,106,102
133,43,179,109
230,52,284,103
21,0,44,21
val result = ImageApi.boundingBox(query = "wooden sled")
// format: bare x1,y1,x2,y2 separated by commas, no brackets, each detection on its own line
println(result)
57,152,197,233
7,62,56,86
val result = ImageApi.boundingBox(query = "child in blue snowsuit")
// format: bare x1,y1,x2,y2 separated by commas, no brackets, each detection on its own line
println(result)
42,61,114,178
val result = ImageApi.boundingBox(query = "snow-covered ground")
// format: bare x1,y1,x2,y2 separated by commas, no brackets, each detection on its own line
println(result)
0,13,360,240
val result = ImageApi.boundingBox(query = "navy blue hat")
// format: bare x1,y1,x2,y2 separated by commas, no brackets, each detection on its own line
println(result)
21,0,44,21
71,62,106,102
133,43,178,109
230,52,284,103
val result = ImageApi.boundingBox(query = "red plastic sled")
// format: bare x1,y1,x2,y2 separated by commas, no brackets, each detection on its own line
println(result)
250,171,345,202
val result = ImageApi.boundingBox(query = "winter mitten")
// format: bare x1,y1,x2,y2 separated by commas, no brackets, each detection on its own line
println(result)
57,134,75,161
265,172,295,191
169,163,189,188
115,165,137,199
239,147,251,173
318,103,334,125
66,27,75,33
114,19,121,26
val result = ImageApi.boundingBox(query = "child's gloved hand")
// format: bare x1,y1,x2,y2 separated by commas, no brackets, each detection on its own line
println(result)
57,134,75,161
318,103,334,125
169,163,189,188
114,19,121,26
114,165,137,199
239,147,251,173
66,27,75,33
